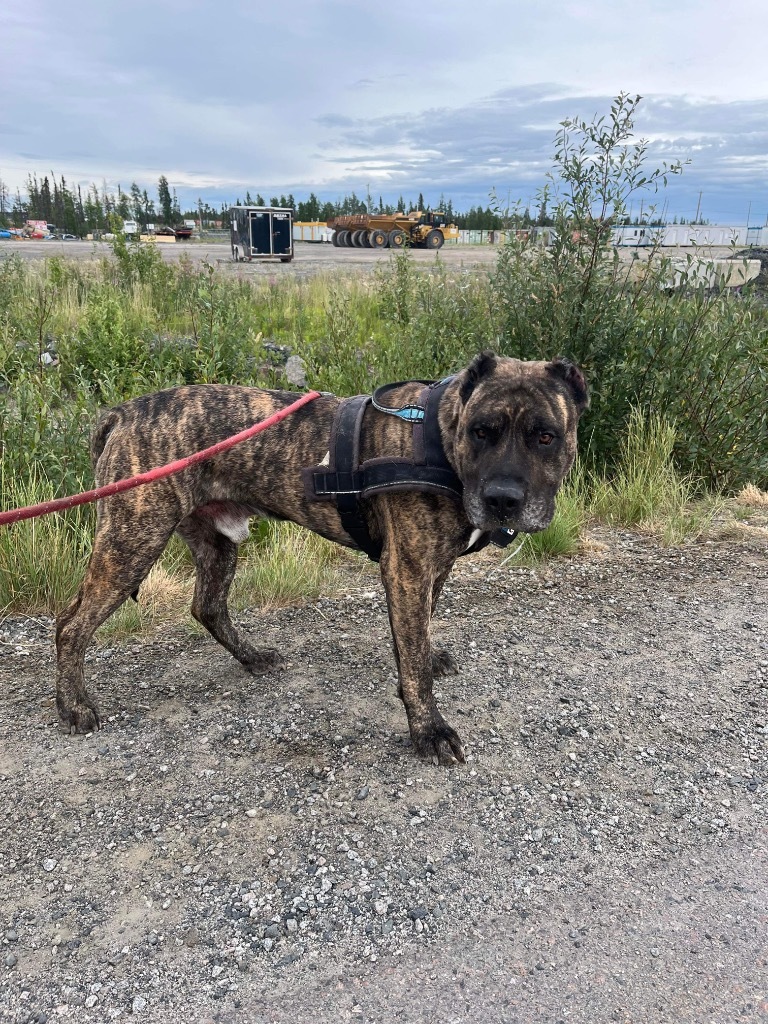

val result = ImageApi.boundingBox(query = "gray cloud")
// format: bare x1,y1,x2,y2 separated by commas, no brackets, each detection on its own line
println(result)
2,1,766,223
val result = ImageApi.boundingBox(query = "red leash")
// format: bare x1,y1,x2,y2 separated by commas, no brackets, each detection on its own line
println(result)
0,390,322,527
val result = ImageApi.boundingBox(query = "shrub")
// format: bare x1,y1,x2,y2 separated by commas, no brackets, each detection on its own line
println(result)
491,93,768,490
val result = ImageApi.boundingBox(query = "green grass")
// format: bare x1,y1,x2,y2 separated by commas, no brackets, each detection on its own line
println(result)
231,522,351,611
0,466,93,614
589,407,720,544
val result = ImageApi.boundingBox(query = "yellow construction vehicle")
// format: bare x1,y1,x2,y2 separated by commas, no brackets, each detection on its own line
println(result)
327,210,459,249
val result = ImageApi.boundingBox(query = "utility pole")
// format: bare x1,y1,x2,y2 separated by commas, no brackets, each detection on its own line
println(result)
694,191,702,224
746,200,751,227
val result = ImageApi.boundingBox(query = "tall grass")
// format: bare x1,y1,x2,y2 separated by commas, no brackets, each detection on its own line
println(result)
231,522,350,612
589,407,720,544
0,466,93,613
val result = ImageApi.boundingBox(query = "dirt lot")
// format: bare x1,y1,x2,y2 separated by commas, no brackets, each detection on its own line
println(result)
0,238,741,281
1,528,766,1023
0,239,501,278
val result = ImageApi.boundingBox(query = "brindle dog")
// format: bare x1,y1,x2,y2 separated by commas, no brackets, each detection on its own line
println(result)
56,352,588,764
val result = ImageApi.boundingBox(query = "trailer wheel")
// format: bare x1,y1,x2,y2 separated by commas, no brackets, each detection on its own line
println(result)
361,231,373,248
351,230,365,247
336,230,347,246
425,229,444,249
331,231,340,247
345,230,357,247
369,229,387,248
388,229,405,248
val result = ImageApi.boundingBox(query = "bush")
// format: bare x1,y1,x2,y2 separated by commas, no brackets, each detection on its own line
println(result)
491,94,768,490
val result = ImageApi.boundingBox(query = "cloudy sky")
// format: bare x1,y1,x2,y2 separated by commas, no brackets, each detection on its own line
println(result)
2,0,767,223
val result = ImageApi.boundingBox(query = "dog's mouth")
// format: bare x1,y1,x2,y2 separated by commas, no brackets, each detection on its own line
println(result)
465,493,555,535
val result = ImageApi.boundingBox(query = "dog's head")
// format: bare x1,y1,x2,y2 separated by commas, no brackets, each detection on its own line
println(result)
443,352,589,534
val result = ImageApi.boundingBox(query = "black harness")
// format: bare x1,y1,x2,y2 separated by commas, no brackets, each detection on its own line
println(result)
303,377,517,562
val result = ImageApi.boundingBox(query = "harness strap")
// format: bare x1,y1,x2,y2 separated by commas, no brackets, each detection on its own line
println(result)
326,396,383,561
312,461,463,501
304,380,517,562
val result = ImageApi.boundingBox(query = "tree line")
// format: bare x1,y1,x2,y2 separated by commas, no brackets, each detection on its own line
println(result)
0,171,704,236
0,171,544,235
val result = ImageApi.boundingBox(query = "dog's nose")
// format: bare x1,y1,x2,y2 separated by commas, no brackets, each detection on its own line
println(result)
484,479,526,521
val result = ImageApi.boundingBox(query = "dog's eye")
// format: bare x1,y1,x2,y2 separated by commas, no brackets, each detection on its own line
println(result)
474,427,488,440
539,432,555,446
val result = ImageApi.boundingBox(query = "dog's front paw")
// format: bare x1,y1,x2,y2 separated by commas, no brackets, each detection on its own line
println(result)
241,648,283,675
431,647,459,677
410,713,466,766
58,697,100,734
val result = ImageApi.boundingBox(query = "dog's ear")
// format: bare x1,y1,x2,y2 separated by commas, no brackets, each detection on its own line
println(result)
546,358,589,413
460,351,497,403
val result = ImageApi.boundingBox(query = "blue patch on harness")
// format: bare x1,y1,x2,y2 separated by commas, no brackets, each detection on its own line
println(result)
391,406,425,422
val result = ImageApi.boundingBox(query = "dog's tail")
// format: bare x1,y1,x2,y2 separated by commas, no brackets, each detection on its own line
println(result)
90,407,140,604
89,408,123,469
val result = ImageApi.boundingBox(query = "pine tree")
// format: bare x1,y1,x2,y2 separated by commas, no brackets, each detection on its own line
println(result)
142,189,156,224
0,175,9,226
39,177,53,223
116,185,131,220
157,175,173,225
26,175,40,219
130,183,143,224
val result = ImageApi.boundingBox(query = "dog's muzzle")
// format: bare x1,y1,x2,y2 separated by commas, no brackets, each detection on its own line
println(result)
482,477,526,524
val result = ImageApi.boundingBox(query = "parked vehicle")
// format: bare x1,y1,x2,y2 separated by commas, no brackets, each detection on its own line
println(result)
327,210,460,249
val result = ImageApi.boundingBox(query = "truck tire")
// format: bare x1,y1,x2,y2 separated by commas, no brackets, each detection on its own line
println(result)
345,231,356,247
369,229,387,248
331,231,340,246
337,229,348,246
425,229,444,249
388,228,405,248
352,230,366,247
361,231,373,248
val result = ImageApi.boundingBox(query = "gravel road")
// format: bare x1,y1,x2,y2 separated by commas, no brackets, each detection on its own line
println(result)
1,528,766,1023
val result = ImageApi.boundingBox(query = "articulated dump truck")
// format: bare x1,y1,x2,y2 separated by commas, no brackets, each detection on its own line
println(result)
326,210,460,249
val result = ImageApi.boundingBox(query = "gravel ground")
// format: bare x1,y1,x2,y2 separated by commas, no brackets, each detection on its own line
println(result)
0,239,500,278
0,239,742,280
0,528,767,1023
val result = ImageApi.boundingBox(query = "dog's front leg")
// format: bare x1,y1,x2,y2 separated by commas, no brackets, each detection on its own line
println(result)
380,548,465,766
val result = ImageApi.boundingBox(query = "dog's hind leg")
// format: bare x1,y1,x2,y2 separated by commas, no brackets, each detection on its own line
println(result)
176,513,281,674
56,524,174,733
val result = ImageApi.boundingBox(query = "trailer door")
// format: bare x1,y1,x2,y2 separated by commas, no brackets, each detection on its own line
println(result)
249,211,271,255
271,212,292,256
